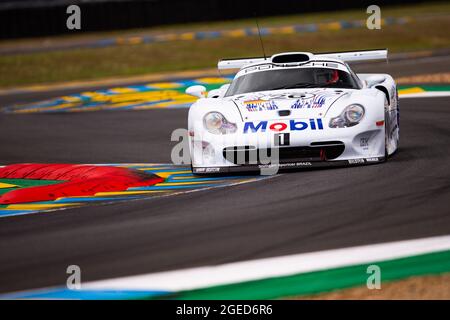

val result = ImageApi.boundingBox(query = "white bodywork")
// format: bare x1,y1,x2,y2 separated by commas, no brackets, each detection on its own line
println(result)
187,50,399,174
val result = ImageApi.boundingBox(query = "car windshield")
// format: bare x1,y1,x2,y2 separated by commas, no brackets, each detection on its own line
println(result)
225,67,360,96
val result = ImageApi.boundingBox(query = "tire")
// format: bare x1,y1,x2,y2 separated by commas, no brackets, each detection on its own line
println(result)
383,114,389,162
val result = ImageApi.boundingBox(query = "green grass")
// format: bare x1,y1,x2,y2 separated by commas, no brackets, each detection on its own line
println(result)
0,2,449,88
0,179,62,196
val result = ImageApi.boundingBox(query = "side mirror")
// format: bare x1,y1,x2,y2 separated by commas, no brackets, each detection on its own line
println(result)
207,83,231,98
185,85,206,98
365,75,386,88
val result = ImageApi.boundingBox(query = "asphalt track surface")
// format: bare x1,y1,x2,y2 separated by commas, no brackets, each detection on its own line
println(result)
0,56,450,294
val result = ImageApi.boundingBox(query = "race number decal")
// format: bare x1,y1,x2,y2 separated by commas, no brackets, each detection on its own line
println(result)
275,133,290,146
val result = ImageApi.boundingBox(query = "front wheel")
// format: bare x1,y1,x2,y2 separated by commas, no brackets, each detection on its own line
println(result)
383,130,389,162
383,112,389,162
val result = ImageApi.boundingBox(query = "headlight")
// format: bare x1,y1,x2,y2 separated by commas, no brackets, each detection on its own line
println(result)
203,112,237,134
329,104,365,128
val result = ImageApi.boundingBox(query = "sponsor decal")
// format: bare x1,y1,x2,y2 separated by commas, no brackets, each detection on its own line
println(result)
243,119,323,133
244,99,278,112
259,162,312,169
290,92,333,109
360,137,369,150
365,157,379,162
294,162,312,166
237,90,338,112
348,159,365,164
194,167,221,173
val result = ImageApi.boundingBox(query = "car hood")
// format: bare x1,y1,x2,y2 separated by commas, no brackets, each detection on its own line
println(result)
228,88,351,121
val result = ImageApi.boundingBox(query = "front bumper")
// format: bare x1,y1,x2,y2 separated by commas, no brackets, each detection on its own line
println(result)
189,121,385,174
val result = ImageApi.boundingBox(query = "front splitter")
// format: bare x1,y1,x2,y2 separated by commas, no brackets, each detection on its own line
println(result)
192,156,385,175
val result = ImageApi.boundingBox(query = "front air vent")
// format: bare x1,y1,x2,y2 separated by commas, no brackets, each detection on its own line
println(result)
223,144,345,165
278,110,291,117
310,141,344,146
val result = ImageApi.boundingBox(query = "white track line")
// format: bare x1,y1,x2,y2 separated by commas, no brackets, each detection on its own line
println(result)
399,91,450,98
84,235,450,292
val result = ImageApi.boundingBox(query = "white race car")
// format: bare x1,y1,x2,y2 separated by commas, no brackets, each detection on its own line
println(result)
186,49,399,174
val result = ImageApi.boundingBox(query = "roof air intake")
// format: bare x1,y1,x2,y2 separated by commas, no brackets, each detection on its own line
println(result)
271,52,313,64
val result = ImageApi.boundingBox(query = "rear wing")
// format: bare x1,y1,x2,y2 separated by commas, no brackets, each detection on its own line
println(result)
218,49,388,70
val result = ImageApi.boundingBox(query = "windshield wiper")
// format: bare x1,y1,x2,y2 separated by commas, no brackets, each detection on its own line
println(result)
271,83,319,90
273,82,356,90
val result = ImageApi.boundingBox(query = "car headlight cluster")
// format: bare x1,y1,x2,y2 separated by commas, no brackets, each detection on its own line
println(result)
329,104,365,128
203,112,237,134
